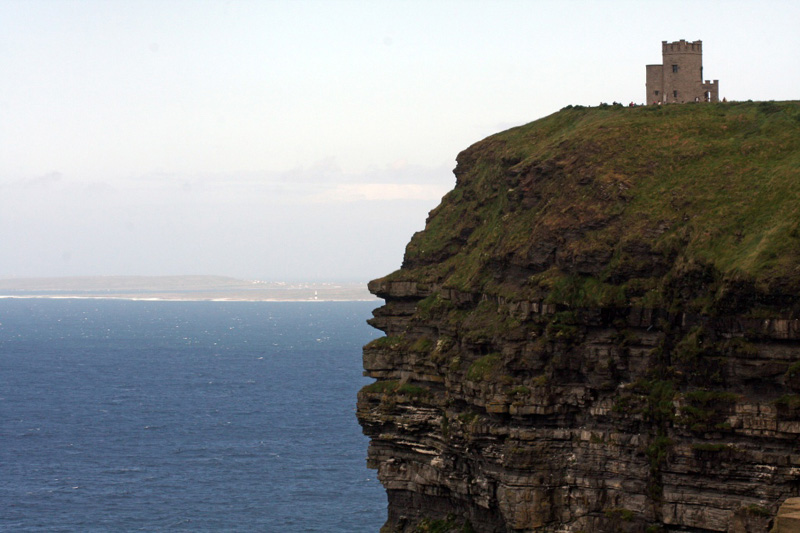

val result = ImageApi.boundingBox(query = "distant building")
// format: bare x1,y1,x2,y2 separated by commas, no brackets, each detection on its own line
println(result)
646,40,719,105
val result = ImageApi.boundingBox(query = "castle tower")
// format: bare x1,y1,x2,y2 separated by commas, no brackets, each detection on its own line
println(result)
646,40,719,105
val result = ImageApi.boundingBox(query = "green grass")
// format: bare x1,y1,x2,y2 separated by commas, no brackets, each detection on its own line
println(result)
680,390,739,432
362,380,430,399
410,336,434,353
744,504,771,517
414,515,475,533
366,336,404,350
603,507,635,522
775,394,800,411
685,389,740,403
466,353,502,381
384,101,800,315
786,361,800,379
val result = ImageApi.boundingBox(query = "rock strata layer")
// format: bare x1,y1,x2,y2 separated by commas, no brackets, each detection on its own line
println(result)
358,102,800,532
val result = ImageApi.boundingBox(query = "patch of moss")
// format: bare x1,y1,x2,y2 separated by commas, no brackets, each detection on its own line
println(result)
743,504,771,517
362,380,431,400
603,507,635,522
456,411,479,425
366,336,404,350
645,435,672,499
685,389,740,404
774,394,800,416
642,380,676,425
532,374,548,387
466,353,502,381
680,390,739,432
459,299,523,345
544,311,584,344
363,380,400,394
416,293,454,319
786,361,800,379
448,355,463,372
723,337,758,357
544,274,626,308
410,336,434,353
672,326,708,364
414,514,475,533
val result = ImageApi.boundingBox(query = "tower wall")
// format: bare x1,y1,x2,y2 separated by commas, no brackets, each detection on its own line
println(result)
703,80,720,103
646,64,664,104
662,40,703,103
646,40,717,105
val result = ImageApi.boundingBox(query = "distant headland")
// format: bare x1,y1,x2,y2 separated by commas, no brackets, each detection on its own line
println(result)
0,275,375,302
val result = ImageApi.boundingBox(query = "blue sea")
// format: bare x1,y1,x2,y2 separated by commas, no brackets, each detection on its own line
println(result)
0,299,386,532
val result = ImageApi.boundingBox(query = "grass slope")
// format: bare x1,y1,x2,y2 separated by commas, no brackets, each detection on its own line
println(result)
391,101,800,315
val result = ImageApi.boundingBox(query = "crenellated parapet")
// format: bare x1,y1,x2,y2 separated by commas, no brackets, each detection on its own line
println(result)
662,39,703,54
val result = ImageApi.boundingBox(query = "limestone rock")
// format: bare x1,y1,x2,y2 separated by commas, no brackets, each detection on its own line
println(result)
358,102,800,532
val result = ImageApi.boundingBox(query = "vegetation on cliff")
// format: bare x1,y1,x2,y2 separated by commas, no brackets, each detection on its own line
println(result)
394,100,800,315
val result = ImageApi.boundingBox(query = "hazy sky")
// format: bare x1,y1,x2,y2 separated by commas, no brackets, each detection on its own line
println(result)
2,0,798,281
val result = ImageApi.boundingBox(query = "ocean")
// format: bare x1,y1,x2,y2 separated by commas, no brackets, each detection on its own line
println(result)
0,298,386,532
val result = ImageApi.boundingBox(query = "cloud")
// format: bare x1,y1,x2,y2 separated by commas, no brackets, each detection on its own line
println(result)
82,181,118,194
309,183,451,203
119,159,455,205
272,157,456,186
12,171,63,188
0,161,454,280
278,156,343,183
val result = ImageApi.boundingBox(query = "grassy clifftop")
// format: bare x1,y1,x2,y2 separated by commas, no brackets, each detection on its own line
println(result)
391,101,800,316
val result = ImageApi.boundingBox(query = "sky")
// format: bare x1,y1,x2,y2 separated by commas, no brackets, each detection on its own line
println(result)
1,0,798,282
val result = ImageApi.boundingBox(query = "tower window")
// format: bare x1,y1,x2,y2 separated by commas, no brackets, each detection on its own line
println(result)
673,90,678,98
672,64,679,73
655,91,659,96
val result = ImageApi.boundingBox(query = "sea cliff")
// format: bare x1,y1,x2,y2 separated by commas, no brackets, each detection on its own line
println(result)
357,101,800,532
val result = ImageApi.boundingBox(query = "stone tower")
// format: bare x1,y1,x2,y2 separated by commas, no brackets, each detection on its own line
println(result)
646,40,719,105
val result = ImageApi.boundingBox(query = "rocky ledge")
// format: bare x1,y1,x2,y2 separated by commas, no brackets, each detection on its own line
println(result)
357,102,800,532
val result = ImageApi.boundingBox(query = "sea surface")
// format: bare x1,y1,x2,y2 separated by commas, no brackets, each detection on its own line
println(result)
0,299,386,532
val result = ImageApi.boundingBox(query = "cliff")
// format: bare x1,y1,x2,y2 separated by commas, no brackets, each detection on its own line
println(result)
357,101,800,533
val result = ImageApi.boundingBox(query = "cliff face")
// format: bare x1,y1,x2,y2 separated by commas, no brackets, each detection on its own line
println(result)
357,101,800,533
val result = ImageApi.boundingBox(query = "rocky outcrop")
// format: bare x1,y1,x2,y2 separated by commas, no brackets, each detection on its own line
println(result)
358,102,800,532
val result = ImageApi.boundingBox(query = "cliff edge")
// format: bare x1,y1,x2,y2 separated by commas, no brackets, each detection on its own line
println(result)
357,101,800,532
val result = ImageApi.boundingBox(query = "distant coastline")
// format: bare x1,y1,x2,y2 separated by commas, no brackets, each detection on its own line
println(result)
0,275,376,302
